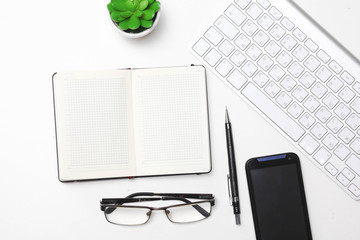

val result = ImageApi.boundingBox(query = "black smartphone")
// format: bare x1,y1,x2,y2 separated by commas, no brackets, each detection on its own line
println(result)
245,153,312,240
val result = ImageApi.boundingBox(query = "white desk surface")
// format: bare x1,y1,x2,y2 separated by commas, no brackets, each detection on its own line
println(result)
0,0,359,239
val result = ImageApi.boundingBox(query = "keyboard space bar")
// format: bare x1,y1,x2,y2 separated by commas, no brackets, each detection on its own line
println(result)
242,83,305,142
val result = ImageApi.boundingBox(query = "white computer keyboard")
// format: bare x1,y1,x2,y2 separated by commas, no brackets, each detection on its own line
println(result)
191,0,360,200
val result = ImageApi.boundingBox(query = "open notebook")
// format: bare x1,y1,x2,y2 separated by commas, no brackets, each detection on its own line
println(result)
52,65,211,182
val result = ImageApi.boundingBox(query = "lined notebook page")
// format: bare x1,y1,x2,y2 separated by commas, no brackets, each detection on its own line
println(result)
53,71,136,181
131,66,211,176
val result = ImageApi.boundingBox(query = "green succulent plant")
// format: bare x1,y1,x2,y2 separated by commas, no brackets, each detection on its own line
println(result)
108,0,161,31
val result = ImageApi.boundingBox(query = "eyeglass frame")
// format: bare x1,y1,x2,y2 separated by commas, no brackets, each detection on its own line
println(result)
100,192,215,225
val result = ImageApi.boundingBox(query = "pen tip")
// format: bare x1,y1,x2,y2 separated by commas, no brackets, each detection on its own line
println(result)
225,107,229,123
235,214,241,225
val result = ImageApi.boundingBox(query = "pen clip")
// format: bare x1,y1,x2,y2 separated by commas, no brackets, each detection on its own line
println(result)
227,174,233,206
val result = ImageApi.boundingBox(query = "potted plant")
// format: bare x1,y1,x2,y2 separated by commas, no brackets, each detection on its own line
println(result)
107,0,161,38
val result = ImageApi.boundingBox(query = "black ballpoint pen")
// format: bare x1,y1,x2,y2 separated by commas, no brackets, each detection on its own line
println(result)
225,107,241,225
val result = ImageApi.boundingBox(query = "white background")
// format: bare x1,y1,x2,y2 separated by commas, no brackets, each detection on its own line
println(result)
0,0,359,239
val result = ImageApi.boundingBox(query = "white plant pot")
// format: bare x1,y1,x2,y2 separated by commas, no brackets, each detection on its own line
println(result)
110,10,161,38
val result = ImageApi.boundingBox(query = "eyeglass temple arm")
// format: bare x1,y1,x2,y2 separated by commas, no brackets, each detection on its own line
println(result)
127,192,214,200
127,192,214,217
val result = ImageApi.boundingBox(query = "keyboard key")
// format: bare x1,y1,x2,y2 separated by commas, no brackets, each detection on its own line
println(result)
337,173,350,187
315,106,331,123
346,114,360,130
253,71,269,87
299,112,316,129
235,0,251,9
258,13,274,30
334,103,351,120
311,123,327,140
325,163,338,176
246,3,263,20
303,96,320,112
327,76,343,93
313,147,331,165
225,4,247,26
287,102,304,118
342,168,355,181
346,155,360,176
299,72,316,88
215,16,239,40
311,82,327,99
339,127,355,144
350,138,360,154
204,49,222,66
292,85,308,102
349,184,360,197
193,38,210,56
265,81,281,98
269,65,285,81
242,83,305,141
350,97,360,114
219,39,235,56
329,60,343,74
281,75,296,91
234,34,251,50
268,6,282,20
256,0,271,9
281,35,297,51
246,44,262,60
304,39,319,52
280,17,294,31
269,24,286,41
353,82,360,94
216,59,234,77
341,71,355,85
258,54,274,71
299,134,319,154
339,86,355,103
327,117,343,133
317,49,331,63
334,143,350,160
204,27,223,46
304,55,320,72
293,28,306,42
292,45,309,62
253,30,270,47
276,51,293,68
227,69,247,90
265,40,281,57
323,92,339,109
242,19,259,36
288,61,304,78
230,50,247,67
276,91,292,108
241,61,258,77
316,66,332,82
323,133,339,150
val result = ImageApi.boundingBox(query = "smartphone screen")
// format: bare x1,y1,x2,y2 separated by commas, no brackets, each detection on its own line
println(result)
246,153,312,240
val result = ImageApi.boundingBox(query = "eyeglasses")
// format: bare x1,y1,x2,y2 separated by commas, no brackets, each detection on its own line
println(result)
100,192,215,225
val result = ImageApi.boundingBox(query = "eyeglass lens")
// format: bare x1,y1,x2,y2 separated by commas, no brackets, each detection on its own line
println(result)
105,207,151,225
